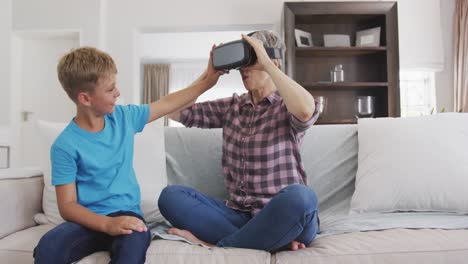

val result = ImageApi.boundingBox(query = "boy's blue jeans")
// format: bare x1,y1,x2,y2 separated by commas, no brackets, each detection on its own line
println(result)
33,211,151,264
158,183,319,252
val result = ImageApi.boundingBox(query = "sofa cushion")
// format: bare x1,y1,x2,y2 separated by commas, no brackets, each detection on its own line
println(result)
300,124,357,212
0,224,51,264
144,240,270,264
164,124,358,210
79,242,272,264
0,225,270,264
36,118,167,225
350,114,468,214
274,228,468,264
165,127,227,200
3,226,467,264
0,176,43,239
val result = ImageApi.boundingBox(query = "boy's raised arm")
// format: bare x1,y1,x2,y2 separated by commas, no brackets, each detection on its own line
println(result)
147,77,211,123
147,46,224,124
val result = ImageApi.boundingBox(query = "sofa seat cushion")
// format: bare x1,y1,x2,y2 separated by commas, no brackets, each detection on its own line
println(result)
274,228,468,264
0,225,50,264
0,224,270,264
78,241,271,264
0,224,50,252
144,240,270,264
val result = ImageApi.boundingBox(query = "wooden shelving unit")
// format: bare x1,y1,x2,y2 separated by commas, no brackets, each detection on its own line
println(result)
296,46,387,57
316,119,358,125
284,2,400,125
303,82,389,89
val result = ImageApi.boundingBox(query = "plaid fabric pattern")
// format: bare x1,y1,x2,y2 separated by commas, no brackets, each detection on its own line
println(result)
180,91,319,215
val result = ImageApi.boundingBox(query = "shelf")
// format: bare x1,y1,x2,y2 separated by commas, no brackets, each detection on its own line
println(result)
284,2,400,124
295,14,384,25
316,118,357,125
303,82,388,89
296,47,387,57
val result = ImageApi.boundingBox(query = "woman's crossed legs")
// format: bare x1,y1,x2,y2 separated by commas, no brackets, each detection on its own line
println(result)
158,184,319,252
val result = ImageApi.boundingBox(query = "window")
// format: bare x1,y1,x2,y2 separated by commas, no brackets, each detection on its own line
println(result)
168,61,245,127
399,71,437,117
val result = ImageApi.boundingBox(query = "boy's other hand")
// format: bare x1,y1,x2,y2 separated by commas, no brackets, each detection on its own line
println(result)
201,44,228,88
104,216,148,236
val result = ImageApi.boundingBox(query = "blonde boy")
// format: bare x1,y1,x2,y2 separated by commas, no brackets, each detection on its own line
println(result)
33,47,221,264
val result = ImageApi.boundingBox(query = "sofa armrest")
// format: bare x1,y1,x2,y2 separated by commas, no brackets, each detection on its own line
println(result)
0,175,43,239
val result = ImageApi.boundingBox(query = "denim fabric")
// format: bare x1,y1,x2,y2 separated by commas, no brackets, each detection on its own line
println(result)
158,183,319,252
33,211,151,264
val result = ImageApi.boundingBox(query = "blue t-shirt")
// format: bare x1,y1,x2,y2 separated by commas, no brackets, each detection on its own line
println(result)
51,104,150,216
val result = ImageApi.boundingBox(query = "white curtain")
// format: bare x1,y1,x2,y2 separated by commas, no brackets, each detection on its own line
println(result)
398,0,444,71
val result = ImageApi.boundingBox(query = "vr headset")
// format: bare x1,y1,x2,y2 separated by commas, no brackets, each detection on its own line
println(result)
212,31,282,71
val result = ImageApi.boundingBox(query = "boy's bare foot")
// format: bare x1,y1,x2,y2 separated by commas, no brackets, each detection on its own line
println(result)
168,228,214,248
289,240,306,251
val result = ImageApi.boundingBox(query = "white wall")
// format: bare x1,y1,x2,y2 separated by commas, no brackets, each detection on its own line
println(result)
0,0,12,127
7,0,104,167
22,36,78,167
107,0,454,107
138,31,258,61
13,0,101,47
7,0,456,111
20,36,77,123
9,35,22,168
0,0,454,120
107,0,289,104
1,0,458,168
136,30,261,103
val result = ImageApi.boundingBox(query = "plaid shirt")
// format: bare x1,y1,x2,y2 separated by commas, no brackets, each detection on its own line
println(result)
180,91,319,215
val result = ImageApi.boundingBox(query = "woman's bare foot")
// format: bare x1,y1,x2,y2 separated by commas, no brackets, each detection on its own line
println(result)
168,228,214,248
168,228,305,251
289,240,306,251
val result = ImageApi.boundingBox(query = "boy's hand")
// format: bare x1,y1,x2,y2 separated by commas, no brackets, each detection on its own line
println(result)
199,44,228,88
104,216,148,236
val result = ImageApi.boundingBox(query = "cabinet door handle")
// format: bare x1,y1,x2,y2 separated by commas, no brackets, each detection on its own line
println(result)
21,111,34,122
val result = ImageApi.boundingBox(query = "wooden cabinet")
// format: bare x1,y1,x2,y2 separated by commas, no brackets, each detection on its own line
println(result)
284,2,400,124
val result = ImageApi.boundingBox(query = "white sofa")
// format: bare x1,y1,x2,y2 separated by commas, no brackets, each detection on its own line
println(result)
1,116,468,264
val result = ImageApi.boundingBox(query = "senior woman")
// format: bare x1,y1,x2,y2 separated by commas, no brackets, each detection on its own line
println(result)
158,30,320,252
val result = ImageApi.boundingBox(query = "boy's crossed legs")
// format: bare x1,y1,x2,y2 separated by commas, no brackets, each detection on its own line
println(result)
158,184,319,252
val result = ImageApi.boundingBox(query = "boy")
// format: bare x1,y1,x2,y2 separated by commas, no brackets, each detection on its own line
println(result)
33,46,222,264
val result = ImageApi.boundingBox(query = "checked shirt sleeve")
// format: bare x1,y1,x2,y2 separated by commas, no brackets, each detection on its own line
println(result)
288,101,320,133
180,97,233,128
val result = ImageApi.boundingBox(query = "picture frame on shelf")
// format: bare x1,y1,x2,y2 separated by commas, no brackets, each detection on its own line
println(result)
356,27,381,47
294,29,313,47
323,34,351,47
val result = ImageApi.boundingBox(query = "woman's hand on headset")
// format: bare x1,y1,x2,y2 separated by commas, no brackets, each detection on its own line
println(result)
241,34,277,72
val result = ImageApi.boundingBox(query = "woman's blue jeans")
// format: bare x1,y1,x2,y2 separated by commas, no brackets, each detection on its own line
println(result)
33,211,151,264
158,183,319,252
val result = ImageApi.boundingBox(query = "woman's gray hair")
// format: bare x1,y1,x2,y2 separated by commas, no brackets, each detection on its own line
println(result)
251,30,286,69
